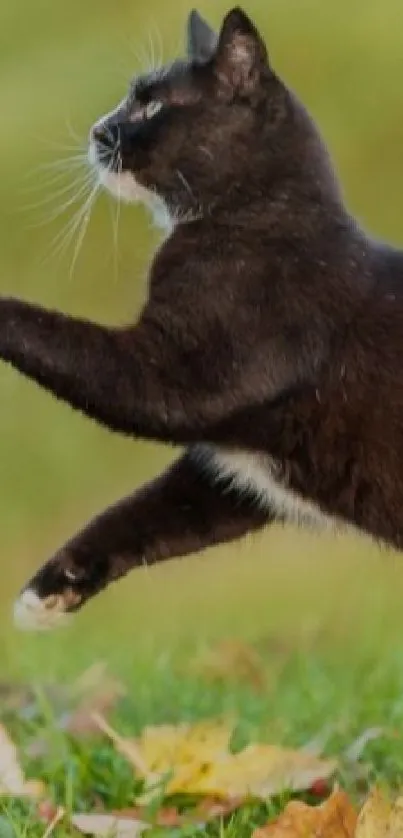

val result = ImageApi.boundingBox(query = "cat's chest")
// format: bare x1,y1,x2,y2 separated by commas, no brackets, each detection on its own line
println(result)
205,446,334,529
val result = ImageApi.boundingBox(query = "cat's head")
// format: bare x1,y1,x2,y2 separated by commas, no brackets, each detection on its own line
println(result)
88,7,317,226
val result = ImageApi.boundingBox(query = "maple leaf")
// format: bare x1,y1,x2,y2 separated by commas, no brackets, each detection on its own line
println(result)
185,743,337,800
94,715,336,802
0,724,45,798
253,789,357,838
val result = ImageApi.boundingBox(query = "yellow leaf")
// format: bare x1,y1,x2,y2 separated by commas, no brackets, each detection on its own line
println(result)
356,789,403,838
253,789,357,838
185,744,337,800
137,719,233,774
0,724,45,798
97,714,337,803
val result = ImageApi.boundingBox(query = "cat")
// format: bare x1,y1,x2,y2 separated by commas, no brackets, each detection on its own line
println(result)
12,7,403,630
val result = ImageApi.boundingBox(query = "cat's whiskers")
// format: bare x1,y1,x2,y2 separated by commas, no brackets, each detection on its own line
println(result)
150,19,165,69
43,171,98,269
23,171,93,214
27,153,88,180
68,176,101,279
147,29,156,74
111,135,122,283
30,133,86,154
64,116,84,147
39,176,97,227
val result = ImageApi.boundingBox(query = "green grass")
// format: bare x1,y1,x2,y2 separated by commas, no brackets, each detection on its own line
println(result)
3,538,403,835
3,0,403,834
3,610,403,837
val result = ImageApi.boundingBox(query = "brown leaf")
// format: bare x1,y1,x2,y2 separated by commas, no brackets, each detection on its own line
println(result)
63,664,126,739
253,789,357,838
192,640,267,690
71,814,149,837
0,682,33,713
0,724,45,798
112,798,242,826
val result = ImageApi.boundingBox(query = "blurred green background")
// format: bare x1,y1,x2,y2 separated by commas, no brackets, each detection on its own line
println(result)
2,0,403,681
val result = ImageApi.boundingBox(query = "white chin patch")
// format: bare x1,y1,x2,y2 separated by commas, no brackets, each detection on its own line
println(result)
14,589,71,632
88,142,174,234
88,142,154,205
99,168,153,204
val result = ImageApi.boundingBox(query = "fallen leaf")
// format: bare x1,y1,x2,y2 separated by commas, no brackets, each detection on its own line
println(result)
355,788,403,837
183,743,337,800
253,789,357,838
192,640,267,690
0,682,33,713
62,663,126,739
96,715,336,803
71,814,149,838
112,798,242,826
0,724,45,798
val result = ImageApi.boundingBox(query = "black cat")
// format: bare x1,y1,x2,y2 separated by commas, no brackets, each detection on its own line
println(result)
11,8,403,629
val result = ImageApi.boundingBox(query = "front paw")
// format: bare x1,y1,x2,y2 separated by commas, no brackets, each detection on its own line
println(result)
13,551,109,631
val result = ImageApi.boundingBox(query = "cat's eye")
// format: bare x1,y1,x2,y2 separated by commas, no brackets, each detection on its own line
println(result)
144,101,164,120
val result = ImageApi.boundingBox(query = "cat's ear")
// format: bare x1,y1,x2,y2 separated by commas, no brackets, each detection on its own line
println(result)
187,10,218,62
214,7,268,92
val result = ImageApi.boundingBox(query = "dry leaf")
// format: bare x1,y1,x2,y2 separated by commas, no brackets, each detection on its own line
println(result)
184,743,337,800
0,724,45,798
138,719,233,770
63,663,126,739
253,789,357,838
356,788,403,837
193,640,267,690
96,715,336,803
0,683,33,713
112,798,242,826
71,814,149,838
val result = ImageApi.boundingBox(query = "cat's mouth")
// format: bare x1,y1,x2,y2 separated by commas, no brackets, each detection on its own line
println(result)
88,121,151,204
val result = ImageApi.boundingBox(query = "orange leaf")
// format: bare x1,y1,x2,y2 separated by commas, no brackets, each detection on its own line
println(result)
253,789,357,838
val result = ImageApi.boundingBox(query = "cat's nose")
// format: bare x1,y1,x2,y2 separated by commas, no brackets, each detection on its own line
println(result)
90,123,118,150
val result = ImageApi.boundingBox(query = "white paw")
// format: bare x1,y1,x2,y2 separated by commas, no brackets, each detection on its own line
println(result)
13,589,71,631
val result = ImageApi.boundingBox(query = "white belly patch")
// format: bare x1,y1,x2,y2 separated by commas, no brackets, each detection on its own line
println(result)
200,446,334,530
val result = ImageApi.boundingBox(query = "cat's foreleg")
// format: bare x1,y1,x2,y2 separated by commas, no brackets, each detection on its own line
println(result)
0,298,242,441
14,448,271,629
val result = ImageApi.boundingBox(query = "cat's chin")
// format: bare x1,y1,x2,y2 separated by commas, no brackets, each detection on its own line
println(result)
90,153,174,234
98,166,154,205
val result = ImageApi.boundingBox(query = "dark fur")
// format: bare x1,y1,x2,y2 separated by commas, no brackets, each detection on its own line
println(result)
9,8,403,613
